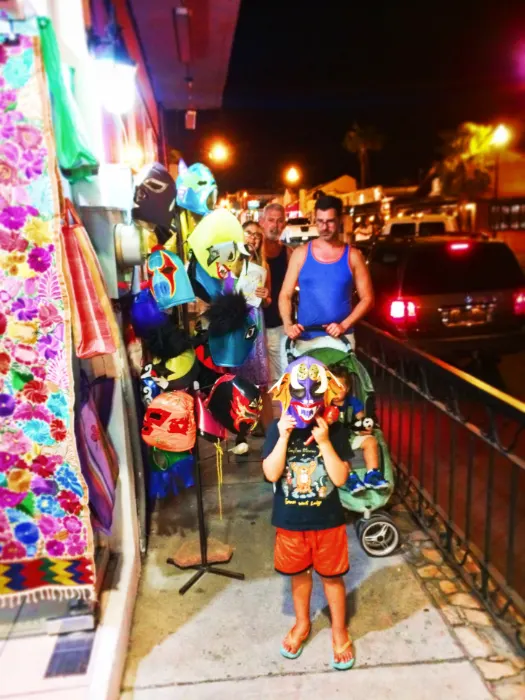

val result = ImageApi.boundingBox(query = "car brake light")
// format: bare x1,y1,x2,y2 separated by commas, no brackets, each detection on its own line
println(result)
389,298,417,321
448,242,470,252
514,290,525,315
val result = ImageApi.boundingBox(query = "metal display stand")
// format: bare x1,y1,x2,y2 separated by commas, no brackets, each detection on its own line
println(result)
165,226,245,594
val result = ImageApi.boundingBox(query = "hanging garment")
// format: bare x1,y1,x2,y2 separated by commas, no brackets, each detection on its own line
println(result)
0,36,95,606
60,199,120,359
74,373,119,535
37,17,99,182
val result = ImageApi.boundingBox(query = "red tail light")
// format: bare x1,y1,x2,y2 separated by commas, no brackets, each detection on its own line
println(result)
448,242,470,252
514,290,525,315
389,298,418,322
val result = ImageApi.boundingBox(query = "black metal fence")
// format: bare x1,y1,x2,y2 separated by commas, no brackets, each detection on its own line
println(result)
356,322,525,651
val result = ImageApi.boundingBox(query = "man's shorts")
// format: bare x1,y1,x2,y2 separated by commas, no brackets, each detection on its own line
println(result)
274,525,349,578
266,325,287,383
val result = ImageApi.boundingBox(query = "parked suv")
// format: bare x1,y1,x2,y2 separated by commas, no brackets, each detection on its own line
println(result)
363,235,525,359
281,217,318,247
381,214,458,238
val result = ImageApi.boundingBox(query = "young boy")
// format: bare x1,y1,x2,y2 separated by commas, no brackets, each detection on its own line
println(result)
329,364,389,495
262,358,355,671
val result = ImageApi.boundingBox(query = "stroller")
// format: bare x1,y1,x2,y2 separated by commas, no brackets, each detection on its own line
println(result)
285,328,400,557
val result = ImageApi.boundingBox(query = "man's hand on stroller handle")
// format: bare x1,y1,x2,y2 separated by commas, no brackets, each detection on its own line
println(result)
284,322,304,339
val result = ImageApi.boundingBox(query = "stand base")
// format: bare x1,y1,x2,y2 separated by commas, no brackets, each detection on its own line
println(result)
168,537,234,568
166,560,245,595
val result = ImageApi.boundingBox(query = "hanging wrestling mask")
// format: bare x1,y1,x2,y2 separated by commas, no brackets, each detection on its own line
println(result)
206,374,262,438
270,356,342,429
142,324,199,391
141,391,196,452
176,160,218,217
132,163,176,244
146,248,195,310
187,256,223,302
140,363,162,407
131,288,170,339
187,208,245,279
206,240,250,280
205,293,258,367
195,391,227,442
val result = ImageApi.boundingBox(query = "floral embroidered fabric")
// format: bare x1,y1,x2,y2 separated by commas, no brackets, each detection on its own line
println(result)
0,37,95,605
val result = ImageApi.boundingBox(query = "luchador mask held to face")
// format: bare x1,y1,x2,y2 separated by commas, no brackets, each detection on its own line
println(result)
141,391,196,452
132,163,176,242
206,374,262,437
146,248,195,310
176,161,218,217
270,356,342,429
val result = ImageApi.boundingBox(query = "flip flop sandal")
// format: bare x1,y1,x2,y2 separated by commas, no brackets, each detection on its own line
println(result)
331,639,355,670
280,626,311,660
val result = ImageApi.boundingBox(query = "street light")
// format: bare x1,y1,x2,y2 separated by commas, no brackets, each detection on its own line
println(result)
208,141,230,164
284,165,301,186
491,124,511,147
491,124,511,201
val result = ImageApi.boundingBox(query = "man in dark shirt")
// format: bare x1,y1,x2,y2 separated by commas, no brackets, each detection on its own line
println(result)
260,203,289,426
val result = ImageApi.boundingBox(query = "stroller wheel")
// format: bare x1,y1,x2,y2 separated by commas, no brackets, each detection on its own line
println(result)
359,515,400,557
355,517,367,538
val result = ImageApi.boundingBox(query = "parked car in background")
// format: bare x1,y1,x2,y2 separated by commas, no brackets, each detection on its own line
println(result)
281,217,318,247
362,235,525,360
381,214,459,238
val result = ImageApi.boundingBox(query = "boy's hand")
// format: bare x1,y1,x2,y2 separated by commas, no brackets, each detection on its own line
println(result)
278,413,296,439
311,415,330,446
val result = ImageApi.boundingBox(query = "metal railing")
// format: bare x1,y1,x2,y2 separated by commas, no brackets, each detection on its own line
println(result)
356,322,525,651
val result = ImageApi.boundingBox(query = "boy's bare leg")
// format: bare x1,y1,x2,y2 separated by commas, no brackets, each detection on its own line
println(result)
362,435,380,471
321,576,353,663
282,570,313,653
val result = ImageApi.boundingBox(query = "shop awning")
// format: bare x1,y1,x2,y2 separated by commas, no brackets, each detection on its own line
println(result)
126,0,241,110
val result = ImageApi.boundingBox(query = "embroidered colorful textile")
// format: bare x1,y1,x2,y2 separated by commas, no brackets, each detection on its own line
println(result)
0,38,95,605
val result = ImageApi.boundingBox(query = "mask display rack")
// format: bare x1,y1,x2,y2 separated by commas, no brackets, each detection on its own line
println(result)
166,228,245,595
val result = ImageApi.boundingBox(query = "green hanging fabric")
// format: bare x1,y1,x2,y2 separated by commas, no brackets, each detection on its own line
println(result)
38,17,99,183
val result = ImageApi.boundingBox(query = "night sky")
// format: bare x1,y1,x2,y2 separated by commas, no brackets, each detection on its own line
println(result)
168,0,525,193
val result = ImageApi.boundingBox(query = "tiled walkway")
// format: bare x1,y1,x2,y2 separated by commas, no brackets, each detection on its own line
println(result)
121,439,524,699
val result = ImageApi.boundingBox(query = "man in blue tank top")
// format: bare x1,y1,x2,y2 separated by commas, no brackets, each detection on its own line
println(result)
279,195,374,350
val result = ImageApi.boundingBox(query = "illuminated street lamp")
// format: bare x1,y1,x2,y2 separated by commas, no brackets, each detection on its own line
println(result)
284,165,301,186
491,124,511,201
491,124,511,147
208,141,230,164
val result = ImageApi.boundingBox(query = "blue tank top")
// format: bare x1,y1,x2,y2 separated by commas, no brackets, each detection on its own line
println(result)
297,242,353,339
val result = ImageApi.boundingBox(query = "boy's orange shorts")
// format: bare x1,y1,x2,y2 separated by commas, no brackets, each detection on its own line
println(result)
274,525,349,577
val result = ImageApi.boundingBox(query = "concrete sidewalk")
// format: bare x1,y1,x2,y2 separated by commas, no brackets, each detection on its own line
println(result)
121,441,520,699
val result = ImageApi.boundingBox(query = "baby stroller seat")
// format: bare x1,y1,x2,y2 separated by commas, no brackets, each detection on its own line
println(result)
285,328,400,557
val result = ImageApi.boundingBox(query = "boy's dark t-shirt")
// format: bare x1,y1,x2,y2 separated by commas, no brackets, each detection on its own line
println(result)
262,419,351,532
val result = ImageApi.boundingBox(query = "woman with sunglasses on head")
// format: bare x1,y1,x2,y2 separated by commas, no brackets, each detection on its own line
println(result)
230,220,272,454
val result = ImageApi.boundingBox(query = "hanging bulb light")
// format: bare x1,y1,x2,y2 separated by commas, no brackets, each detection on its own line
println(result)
88,19,137,115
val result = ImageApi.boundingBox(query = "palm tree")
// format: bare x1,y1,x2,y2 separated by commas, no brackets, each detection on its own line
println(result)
437,122,494,199
342,123,385,188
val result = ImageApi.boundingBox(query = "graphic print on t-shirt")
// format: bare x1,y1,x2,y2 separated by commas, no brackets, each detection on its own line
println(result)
281,433,334,505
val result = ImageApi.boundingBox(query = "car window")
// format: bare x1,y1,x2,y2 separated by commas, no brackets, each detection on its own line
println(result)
402,243,525,295
418,221,446,236
389,223,416,237
369,246,404,293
